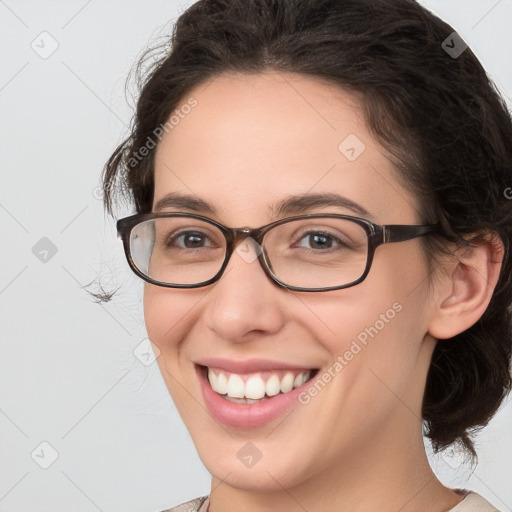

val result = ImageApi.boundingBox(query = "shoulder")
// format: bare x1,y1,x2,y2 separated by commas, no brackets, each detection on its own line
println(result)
449,491,500,512
158,496,209,512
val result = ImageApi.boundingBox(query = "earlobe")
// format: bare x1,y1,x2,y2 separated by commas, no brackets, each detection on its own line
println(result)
427,233,504,340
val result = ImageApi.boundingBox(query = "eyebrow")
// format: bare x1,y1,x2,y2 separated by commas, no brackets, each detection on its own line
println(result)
153,192,372,218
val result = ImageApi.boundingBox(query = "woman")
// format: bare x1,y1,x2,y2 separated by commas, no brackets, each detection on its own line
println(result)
100,0,512,510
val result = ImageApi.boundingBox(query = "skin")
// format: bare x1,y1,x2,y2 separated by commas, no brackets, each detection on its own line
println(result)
144,71,503,512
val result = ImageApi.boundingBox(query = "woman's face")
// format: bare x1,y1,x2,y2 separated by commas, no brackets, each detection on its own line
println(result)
145,71,438,491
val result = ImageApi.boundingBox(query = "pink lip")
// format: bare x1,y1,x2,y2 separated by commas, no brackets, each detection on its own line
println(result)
195,363,317,429
195,357,313,374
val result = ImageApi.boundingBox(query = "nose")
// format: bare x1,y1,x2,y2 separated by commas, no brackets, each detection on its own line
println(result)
202,237,286,342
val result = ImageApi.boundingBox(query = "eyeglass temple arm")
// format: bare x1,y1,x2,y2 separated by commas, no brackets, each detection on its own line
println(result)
383,224,439,243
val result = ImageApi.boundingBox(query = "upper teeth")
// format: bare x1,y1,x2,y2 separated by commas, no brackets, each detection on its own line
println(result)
208,368,311,399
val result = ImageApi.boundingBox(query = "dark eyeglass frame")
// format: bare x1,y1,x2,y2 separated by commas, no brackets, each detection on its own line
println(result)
117,212,440,292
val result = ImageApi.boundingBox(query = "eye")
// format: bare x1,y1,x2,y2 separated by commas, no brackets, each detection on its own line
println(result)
167,230,215,249
295,230,347,251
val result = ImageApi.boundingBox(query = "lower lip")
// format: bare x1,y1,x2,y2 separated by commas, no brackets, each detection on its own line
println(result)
196,365,313,429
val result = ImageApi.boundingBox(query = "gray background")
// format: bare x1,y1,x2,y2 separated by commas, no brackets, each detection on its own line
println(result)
0,1,511,511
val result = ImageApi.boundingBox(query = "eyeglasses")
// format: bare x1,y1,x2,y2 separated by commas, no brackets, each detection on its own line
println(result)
117,212,439,292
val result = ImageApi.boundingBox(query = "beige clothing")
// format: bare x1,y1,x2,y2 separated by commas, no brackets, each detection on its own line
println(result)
161,496,208,512
162,491,500,511
448,492,500,511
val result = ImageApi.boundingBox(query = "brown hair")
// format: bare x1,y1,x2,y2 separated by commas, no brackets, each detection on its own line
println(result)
100,0,512,458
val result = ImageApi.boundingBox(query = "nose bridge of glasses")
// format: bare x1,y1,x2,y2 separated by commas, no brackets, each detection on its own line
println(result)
231,226,264,246
223,227,266,270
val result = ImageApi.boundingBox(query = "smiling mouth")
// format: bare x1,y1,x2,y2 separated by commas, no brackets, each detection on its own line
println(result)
199,365,319,404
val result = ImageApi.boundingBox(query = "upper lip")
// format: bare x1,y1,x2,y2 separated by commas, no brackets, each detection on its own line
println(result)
195,357,315,374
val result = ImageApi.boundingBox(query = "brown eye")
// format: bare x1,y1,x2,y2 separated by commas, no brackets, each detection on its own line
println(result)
168,230,213,249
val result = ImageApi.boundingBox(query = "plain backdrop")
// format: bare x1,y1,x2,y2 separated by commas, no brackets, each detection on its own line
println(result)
1,1,511,511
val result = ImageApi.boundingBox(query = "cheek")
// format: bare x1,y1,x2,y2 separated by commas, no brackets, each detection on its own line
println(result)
296,281,419,363
289,293,425,462
143,287,170,349
297,245,430,397
298,291,415,400
143,285,206,414
143,285,199,356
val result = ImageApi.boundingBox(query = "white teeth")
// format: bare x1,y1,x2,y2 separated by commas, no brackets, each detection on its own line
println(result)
280,372,295,393
207,368,312,400
216,372,228,394
226,374,245,398
208,368,219,392
265,374,281,397
245,375,266,399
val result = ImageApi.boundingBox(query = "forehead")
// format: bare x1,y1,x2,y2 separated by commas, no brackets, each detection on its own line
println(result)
153,71,420,225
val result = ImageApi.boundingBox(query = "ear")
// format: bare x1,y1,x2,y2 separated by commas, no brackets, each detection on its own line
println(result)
427,232,505,340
